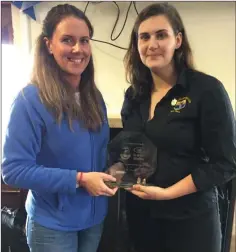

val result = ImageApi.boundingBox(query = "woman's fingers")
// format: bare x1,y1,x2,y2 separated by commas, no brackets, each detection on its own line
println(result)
100,173,117,182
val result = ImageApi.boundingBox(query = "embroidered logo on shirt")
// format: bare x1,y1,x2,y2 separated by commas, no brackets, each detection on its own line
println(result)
171,97,191,113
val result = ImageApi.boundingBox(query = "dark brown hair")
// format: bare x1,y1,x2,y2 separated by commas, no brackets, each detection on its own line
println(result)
124,3,194,98
31,4,104,131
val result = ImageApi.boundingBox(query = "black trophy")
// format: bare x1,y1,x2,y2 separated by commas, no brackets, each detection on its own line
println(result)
106,131,157,188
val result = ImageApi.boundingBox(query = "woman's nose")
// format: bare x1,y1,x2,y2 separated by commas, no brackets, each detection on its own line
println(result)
72,42,82,53
148,36,159,51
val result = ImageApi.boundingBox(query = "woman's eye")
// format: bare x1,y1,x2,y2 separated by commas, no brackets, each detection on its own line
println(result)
81,38,89,44
62,38,73,44
139,34,150,41
156,33,167,40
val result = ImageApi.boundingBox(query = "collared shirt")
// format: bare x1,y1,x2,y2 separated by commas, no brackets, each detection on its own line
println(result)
121,68,236,219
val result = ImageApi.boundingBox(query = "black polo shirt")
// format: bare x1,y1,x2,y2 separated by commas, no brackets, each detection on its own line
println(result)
121,68,236,219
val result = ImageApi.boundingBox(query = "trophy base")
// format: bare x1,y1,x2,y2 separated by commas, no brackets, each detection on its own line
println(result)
105,181,152,189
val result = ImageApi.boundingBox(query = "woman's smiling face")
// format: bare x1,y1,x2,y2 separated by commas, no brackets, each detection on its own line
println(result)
45,16,91,79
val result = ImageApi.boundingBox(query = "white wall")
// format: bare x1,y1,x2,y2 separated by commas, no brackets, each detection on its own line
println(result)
11,1,236,117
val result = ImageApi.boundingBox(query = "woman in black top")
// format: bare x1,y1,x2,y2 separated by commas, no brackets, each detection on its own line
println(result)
122,3,236,252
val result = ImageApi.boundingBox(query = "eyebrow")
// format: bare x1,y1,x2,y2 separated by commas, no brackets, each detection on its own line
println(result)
138,29,168,37
61,34,90,39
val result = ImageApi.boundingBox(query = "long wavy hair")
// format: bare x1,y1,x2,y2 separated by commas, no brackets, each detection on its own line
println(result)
31,4,104,131
124,3,195,98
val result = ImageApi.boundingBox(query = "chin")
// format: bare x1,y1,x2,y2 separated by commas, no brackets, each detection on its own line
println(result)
145,59,162,68
67,69,84,76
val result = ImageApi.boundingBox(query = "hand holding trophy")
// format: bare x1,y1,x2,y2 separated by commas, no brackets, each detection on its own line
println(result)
106,131,157,188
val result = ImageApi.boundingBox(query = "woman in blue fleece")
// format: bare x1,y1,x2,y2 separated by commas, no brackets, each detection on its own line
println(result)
2,4,118,252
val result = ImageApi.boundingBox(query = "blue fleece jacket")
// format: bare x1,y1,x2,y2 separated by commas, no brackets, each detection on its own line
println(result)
2,84,110,231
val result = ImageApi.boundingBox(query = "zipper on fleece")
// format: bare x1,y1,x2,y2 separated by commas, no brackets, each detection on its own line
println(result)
90,132,96,221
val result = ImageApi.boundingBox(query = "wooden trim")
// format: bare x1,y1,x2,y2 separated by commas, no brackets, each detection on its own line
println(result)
1,184,20,193
1,2,11,6
1,2,13,44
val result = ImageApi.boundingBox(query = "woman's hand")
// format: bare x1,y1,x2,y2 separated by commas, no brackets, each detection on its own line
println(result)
127,175,198,200
127,184,171,200
78,172,118,197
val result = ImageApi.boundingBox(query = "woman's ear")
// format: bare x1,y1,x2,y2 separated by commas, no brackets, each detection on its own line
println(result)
44,37,53,54
175,32,182,50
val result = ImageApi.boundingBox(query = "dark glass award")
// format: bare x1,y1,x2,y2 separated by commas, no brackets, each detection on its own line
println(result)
105,131,157,188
